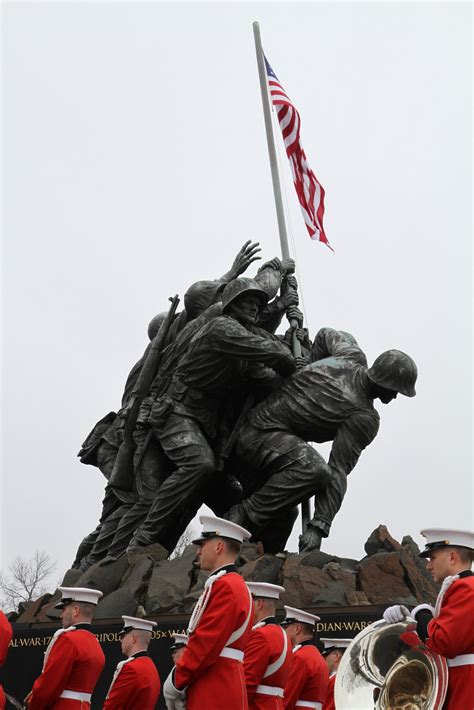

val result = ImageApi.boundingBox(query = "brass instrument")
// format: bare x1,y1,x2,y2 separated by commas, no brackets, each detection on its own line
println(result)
335,619,448,709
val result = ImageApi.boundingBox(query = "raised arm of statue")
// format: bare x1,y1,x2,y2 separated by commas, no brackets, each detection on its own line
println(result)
219,240,262,281
311,327,368,365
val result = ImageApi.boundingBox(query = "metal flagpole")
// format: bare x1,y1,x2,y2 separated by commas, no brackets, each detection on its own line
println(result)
253,21,311,532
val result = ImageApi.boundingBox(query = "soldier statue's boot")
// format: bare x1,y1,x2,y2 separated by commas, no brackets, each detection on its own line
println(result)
298,522,325,552
225,503,249,527
224,503,260,540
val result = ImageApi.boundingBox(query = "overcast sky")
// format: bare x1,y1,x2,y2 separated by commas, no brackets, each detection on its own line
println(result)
2,1,472,581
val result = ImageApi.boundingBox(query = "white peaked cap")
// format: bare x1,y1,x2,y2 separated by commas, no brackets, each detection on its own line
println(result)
419,528,474,557
281,606,320,626
120,616,157,635
246,582,285,600
55,587,103,609
320,638,352,655
192,515,251,545
170,633,189,649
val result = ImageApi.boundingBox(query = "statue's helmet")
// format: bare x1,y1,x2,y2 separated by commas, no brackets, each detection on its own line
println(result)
184,280,225,320
367,350,417,397
221,277,269,313
147,312,167,341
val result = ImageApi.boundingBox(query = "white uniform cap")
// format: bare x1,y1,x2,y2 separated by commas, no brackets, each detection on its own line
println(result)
246,582,285,600
320,638,352,656
170,633,189,650
55,587,103,609
119,615,157,636
192,515,251,545
281,606,320,627
419,528,474,558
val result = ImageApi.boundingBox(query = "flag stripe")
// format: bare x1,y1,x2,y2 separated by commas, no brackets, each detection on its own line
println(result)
265,55,331,248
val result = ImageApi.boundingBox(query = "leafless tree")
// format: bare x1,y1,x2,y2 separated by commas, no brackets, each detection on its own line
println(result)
170,527,197,559
0,550,56,611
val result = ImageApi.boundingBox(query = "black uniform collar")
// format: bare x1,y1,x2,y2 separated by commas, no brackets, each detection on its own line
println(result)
74,623,92,631
299,639,317,648
131,651,148,659
259,616,277,626
459,569,473,578
209,563,237,578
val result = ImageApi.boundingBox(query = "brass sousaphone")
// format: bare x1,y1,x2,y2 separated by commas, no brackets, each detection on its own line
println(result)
335,619,449,709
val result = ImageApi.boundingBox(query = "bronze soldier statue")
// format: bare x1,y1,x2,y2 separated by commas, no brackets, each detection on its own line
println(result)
227,327,417,552
125,277,296,556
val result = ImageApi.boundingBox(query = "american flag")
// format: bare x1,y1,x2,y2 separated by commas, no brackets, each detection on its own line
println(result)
265,56,331,249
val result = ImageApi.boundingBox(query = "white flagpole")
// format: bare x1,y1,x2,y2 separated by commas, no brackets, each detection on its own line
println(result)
253,21,310,532
253,21,290,261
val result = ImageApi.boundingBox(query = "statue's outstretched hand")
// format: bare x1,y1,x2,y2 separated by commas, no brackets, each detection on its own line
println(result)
229,240,261,277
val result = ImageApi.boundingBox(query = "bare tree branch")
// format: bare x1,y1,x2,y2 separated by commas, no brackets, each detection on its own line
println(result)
0,551,56,612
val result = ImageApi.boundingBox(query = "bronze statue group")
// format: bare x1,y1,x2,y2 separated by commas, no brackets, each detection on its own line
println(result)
73,241,418,570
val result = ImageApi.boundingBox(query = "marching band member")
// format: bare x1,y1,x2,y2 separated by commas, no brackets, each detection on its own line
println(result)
26,587,104,709
320,639,351,710
169,633,188,665
383,527,474,709
281,607,328,710
243,582,293,709
103,616,160,709
163,515,254,710
0,610,13,710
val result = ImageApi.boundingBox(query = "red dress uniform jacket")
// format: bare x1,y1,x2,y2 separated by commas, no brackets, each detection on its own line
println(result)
322,673,335,710
175,565,253,710
283,641,329,710
425,571,474,710
103,652,161,710
0,611,13,710
28,625,105,709
244,618,293,709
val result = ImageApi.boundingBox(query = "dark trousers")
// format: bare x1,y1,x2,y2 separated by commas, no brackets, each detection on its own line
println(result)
236,424,336,540
131,413,215,552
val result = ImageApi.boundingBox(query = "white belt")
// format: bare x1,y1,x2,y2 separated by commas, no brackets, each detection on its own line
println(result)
447,653,474,668
219,647,244,661
295,702,322,709
256,684,284,697
59,690,92,702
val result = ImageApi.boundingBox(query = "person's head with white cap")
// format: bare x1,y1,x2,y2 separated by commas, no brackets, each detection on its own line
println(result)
320,638,351,673
54,587,103,629
118,616,157,658
419,528,474,584
170,632,188,664
192,515,251,573
247,582,284,625
280,606,320,648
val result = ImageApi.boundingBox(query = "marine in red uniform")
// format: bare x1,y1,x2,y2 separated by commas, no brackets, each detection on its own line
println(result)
243,582,293,709
383,527,474,710
103,615,160,709
0,610,13,710
320,638,350,710
26,587,105,709
281,606,329,710
163,515,254,710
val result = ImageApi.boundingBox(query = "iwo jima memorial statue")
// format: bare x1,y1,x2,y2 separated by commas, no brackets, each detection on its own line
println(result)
4,21,472,710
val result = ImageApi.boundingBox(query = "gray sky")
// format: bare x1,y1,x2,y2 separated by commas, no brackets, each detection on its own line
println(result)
2,1,472,579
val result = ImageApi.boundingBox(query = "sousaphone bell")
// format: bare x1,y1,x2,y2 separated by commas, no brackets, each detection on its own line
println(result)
335,618,449,709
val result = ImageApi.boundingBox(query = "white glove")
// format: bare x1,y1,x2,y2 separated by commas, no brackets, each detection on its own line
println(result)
163,669,187,710
383,604,411,624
